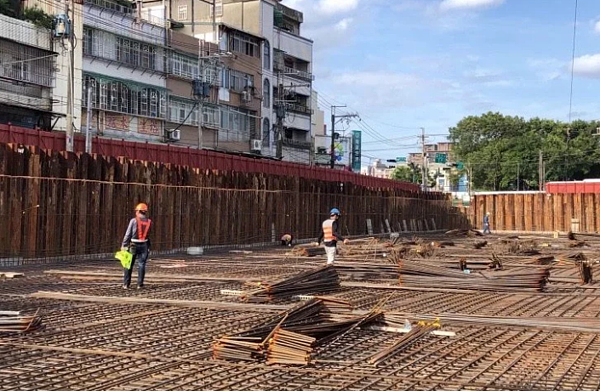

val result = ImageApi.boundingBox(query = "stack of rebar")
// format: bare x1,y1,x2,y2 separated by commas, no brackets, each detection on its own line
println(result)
266,329,316,365
241,266,340,302
213,336,263,362
368,325,434,367
213,298,384,366
395,259,550,292
0,310,42,333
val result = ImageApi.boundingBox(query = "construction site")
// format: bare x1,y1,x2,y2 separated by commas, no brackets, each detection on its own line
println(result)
2,144,600,390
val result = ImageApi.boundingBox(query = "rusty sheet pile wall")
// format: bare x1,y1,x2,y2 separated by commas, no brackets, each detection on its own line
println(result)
0,144,468,258
469,192,600,233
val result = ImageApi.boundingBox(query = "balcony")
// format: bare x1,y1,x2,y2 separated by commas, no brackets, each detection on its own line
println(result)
84,0,134,15
284,66,313,82
286,102,312,116
276,3,303,24
282,138,311,150
0,14,51,51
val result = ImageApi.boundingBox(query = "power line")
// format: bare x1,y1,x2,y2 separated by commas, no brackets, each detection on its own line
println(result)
568,0,578,122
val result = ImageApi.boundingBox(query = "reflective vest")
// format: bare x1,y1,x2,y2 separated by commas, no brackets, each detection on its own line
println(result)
135,217,152,242
322,219,335,242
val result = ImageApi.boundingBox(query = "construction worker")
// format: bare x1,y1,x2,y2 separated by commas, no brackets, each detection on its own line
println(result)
281,233,293,247
483,212,492,235
315,208,349,265
121,203,152,289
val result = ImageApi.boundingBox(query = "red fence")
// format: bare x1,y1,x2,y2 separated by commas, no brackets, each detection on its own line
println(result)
546,181,600,194
0,124,421,192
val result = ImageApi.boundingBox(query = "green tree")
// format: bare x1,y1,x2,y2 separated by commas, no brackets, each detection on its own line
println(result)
22,7,53,29
449,112,600,191
390,166,418,183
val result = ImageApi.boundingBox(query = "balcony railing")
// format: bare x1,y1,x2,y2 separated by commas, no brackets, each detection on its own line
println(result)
84,0,134,15
282,138,311,150
286,103,312,116
284,66,313,81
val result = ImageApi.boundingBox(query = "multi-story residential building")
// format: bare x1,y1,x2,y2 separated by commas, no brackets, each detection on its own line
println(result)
164,30,204,146
0,13,57,129
146,0,314,164
0,0,83,132
81,0,168,142
215,25,262,152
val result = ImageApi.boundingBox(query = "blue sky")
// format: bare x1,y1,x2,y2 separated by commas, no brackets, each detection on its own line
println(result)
282,0,600,162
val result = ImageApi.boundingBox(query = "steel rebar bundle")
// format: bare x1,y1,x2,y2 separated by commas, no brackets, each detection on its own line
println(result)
241,266,341,302
394,259,550,292
213,298,383,365
0,310,42,333
368,324,434,367
266,329,316,365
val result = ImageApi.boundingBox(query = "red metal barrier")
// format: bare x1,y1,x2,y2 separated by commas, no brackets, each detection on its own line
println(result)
546,181,600,194
0,124,421,191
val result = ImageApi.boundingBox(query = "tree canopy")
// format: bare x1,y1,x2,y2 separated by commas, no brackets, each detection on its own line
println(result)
449,112,600,191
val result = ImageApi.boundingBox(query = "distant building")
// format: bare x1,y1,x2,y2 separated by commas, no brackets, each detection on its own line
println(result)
82,0,168,142
0,8,79,131
146,0,315,164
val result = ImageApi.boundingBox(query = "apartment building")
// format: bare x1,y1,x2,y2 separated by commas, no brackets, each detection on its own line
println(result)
0,0,84,132
0,13,56,129
81,0,168,142
164,30,204,146
149,0,314,163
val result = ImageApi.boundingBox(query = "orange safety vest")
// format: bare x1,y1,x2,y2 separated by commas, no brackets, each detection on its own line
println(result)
322,219,335,242
136,217,152,241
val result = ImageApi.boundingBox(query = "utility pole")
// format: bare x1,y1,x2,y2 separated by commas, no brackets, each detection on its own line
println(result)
420,127,427,191
198,40,204,149
65,0,75,152
85,85,92,154
275,71,284,159
538,151,544,191
516,162,520,191
329,106,357,169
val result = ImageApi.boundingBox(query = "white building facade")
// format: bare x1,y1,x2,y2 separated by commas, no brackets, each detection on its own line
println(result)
172,0,314,163
81,0,168,142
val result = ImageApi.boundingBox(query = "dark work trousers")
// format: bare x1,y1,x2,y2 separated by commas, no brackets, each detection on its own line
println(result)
123,242,149,287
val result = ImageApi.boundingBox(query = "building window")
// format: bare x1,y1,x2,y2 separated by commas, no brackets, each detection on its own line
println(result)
263,40,270,69
169,98,199,126
228,31,260,58
221,68,254,92
220,106,254,142
170,52,199,79
85,27,160,72
178,5,187,20
263,79,270,108
202,105,220,128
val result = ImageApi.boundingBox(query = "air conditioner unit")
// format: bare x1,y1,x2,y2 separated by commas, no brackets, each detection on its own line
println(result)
241,90,251,103
251,139,262,151
167,129,181,141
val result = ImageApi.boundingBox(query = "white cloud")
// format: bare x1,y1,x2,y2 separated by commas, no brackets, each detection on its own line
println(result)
439,0,504,12
329,70,464,109
317,0,359,15
463,68,514,87
334,18,353,31
572,54,600,78
594,20,600,34
527,58,564,82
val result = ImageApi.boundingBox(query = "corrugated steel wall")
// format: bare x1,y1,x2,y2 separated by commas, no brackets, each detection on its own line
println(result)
468,193,600,233
0,124,421,192
0,144,468,259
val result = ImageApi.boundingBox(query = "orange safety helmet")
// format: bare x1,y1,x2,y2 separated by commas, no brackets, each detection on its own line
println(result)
135,203,149,212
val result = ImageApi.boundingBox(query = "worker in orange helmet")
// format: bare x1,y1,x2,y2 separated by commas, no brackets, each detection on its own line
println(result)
315,208,349,265
121,203,152,289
